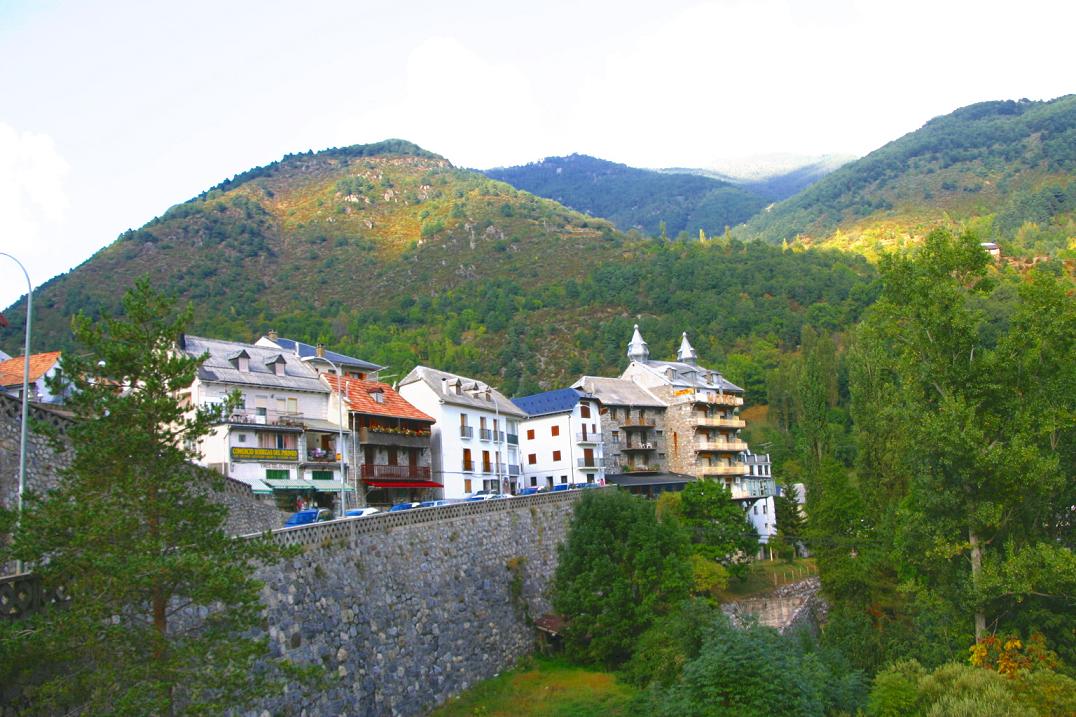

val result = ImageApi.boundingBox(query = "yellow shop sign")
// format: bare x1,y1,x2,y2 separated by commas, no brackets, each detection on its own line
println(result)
231,447,299,462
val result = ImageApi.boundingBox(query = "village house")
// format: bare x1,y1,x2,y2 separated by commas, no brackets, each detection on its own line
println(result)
398,366,525,499
511,387,606,490
0,351,66,404
177,334,356,512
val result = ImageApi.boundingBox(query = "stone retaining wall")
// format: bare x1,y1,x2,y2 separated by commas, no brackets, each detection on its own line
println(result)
244,490,586,717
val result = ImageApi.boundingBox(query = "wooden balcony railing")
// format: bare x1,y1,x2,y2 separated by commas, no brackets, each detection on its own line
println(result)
360,464,432,481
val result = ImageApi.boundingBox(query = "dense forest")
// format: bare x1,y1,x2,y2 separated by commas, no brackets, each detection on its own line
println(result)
483,154,768,239
548,229,1075,716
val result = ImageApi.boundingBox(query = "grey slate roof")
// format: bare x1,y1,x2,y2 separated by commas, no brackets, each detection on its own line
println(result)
511,387,586,417
572,376,666,408
180,335,328,393
399,366,526,417
261,337,385,372
637,360,744,393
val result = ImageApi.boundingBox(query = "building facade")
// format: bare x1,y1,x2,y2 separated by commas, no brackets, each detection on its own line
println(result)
511,388,605,490
398,366,525,499
179,335,355,512
0,351,66,404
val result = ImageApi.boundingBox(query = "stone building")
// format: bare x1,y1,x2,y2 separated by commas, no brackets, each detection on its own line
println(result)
575,326,777,540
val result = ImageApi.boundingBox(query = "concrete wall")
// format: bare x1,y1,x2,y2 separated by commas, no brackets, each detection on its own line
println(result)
246,489,586,717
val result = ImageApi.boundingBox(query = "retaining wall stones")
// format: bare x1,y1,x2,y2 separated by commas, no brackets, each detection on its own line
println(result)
244,490,586,717
722,576,827,635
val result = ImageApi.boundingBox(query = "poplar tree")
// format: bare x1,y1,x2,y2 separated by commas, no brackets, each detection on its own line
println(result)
0,279,303,716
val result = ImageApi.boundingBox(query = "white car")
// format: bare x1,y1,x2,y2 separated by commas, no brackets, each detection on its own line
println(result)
343,507,380,518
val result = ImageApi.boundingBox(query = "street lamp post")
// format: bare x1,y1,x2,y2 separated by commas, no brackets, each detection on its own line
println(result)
303,355,349,514
1,252,32,575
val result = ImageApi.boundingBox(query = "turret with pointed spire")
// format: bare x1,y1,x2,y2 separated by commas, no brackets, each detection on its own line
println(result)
627,324,650,363
677,332,698,365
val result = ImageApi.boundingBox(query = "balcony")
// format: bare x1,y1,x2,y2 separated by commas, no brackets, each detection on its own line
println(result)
479,428,493,441
304,448,340,464
576,432,601,444
507,433,519,445
694,416,746,429
360,464,432,481
702,463,748,477
460,426,473,439
729,478,777,500
224,410,304,431
673,393,744,407
695,439,749,453
462,460,474,472
621,442,655,451
620,417,654,429
622,464,660,473
577,457,600,468
508,464,521,476
358,426,431,448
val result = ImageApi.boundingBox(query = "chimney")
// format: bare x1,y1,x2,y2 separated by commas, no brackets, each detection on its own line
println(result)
267,329,278,341
316,343,325,358
441,377,448,394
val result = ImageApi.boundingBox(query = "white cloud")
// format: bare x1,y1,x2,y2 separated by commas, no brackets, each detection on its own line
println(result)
0,124,70,309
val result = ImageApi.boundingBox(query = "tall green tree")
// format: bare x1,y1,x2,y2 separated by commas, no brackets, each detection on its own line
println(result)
676,480,759,578
855,228,1074,643
552,490,691,667
0,279,302,716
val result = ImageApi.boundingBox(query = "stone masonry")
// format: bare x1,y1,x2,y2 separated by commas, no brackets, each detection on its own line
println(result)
244,490,585,717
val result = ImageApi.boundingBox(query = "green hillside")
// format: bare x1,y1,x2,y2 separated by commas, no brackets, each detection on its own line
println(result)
483,154,768,238
739,95,1076,259
0,141,878,397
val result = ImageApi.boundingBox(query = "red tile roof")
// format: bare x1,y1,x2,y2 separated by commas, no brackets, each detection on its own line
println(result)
0,351,62,387
323,374,434,423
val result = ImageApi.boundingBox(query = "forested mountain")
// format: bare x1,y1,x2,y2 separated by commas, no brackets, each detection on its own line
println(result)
482,154,768,238
663,153,852,201
740,95,1076,258
0,141,877,398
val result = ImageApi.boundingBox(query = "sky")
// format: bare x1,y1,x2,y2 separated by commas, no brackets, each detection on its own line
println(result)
0,0,1073,311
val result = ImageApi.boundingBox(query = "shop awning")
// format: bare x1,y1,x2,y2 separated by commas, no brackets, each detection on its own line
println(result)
364,480,444,489
264,479,355,492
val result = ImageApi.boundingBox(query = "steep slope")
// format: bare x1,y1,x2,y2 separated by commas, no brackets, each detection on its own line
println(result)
740,95,1076,258
483,154,767,238
0,141,878,398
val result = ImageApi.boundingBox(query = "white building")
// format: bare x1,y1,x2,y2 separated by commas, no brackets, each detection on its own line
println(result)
398,366,525,499
511,387,605,490
178,335,357,511
742,451,777,546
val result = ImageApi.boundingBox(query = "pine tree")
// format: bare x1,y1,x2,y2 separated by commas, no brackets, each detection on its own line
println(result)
0,279,306,716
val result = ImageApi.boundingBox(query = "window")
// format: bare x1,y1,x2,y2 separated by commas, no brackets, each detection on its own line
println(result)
580,403,591,418
463,448,473,471
560,476,567,484
480,416,487,429
460,413,468,426
287,397,298,413
464,478,472,493
265,469,288,481
611,430,620,444
553,450,561,461
528,453,537,465
311,470,332,480
237,433,247,443
551,425,560,437
753,505,759,515
762,504,768,514
527,428,535,440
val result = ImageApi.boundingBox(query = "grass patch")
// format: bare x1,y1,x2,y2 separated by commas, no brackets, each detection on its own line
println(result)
429,656,637,717
715,557,817,602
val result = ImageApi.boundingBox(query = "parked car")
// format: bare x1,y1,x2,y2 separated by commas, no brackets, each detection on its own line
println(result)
388,502,421,512
467,489,498,499
284,508,333,526
552,484,571,492
418,499,454,508
517,487,541,496
573,482,600,490
344,507,380,518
